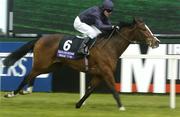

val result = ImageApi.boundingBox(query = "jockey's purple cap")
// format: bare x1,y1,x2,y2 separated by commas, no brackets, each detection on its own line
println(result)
102,0,114,10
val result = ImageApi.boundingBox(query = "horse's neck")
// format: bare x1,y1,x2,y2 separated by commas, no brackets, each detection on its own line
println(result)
108,30,134,59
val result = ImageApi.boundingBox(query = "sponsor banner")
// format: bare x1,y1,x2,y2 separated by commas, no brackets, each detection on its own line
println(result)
0,42,52,92
119,44,180,93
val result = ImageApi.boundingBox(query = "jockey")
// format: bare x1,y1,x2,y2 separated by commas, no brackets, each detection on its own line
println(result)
73,0,119,55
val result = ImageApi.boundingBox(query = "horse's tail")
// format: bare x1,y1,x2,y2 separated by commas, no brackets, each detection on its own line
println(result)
3,39,39,67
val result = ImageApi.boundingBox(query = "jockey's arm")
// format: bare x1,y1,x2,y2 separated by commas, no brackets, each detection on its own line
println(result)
95,19,113,31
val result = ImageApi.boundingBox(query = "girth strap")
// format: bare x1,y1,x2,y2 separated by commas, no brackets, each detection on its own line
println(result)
84,56,89,71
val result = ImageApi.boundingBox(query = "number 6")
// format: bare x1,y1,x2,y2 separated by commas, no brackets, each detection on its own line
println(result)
63,40,72,51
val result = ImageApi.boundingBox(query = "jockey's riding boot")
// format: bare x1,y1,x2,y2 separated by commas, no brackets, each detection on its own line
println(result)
78,37,92,55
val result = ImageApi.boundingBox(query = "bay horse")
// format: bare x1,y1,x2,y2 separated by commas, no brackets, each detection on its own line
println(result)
3,18,160,110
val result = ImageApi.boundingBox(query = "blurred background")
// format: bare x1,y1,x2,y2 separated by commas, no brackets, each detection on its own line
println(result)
13,0,180,34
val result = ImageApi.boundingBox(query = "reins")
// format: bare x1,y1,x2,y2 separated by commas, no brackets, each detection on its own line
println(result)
117,30,147,45
96,26,148,47
101,28,117,47
117,32,138,44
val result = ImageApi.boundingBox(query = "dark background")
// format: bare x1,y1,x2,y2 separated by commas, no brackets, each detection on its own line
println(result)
13,0,180,34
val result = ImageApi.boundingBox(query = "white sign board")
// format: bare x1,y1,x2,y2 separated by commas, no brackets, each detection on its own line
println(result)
0,0,8,34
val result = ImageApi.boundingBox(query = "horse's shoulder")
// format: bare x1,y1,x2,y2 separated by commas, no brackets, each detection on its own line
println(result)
41,34,64,40
97,31,112,39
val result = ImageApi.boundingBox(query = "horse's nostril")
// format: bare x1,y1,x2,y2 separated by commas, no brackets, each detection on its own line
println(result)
152,42,159,48
156,42,159,47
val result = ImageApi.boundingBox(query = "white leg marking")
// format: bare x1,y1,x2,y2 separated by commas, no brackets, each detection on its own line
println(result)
119,106,126,111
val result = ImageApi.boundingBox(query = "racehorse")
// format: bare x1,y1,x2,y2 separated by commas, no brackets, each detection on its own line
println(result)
3,18,160,110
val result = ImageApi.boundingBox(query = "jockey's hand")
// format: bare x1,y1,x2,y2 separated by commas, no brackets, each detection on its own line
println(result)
112,25,120,30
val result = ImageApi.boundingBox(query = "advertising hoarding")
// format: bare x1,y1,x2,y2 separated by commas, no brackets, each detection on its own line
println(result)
0,42,52,92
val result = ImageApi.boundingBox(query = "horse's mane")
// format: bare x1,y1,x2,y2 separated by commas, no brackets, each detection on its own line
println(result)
98,20,135,39
118,20,135,29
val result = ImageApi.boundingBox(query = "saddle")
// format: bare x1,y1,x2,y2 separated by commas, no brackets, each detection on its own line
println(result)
57,35,94,59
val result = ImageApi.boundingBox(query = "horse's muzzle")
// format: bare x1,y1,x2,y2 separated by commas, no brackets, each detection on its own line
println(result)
148,37,160,48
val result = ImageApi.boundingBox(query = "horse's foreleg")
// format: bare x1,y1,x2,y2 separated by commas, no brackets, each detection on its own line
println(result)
103,72,125,111
76,76,101,108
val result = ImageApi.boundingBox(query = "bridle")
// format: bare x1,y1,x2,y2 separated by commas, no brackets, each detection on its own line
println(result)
98,24,158,47
116,29,141,44
118,33,138,44
116,25,157,45
101,28,140,47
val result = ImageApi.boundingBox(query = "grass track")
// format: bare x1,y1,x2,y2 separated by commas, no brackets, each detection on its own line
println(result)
0,92,180,117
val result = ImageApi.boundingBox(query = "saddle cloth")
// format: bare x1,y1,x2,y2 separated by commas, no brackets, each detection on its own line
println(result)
57,35,86,59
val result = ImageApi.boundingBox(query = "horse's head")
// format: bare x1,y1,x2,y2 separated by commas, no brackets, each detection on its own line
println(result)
133,18,160,48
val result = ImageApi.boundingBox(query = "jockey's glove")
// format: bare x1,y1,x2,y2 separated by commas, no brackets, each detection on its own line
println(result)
112,25,120,30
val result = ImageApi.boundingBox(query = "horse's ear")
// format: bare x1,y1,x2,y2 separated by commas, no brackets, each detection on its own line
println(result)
133,17,144,24
133,18,137,24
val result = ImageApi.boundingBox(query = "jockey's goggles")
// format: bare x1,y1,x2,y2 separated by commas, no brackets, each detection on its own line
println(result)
105,9,113,13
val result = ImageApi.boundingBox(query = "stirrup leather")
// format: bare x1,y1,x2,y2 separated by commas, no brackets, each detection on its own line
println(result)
78,37,91,55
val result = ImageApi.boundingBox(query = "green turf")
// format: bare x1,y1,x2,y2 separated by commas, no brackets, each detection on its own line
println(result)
0,92,180,117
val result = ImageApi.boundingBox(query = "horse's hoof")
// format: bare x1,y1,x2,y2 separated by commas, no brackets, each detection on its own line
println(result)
75,103,81,109
4,92,15,98
119,106,126,111
19,90,31,95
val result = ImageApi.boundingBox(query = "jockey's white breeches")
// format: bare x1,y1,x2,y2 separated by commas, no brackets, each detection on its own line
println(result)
73,16,102,39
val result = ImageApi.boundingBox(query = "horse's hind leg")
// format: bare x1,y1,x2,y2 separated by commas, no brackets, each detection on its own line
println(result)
19,62,62,95
4,69,41,98
4,61,62,97
76,76,101,108
19,78,35,95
